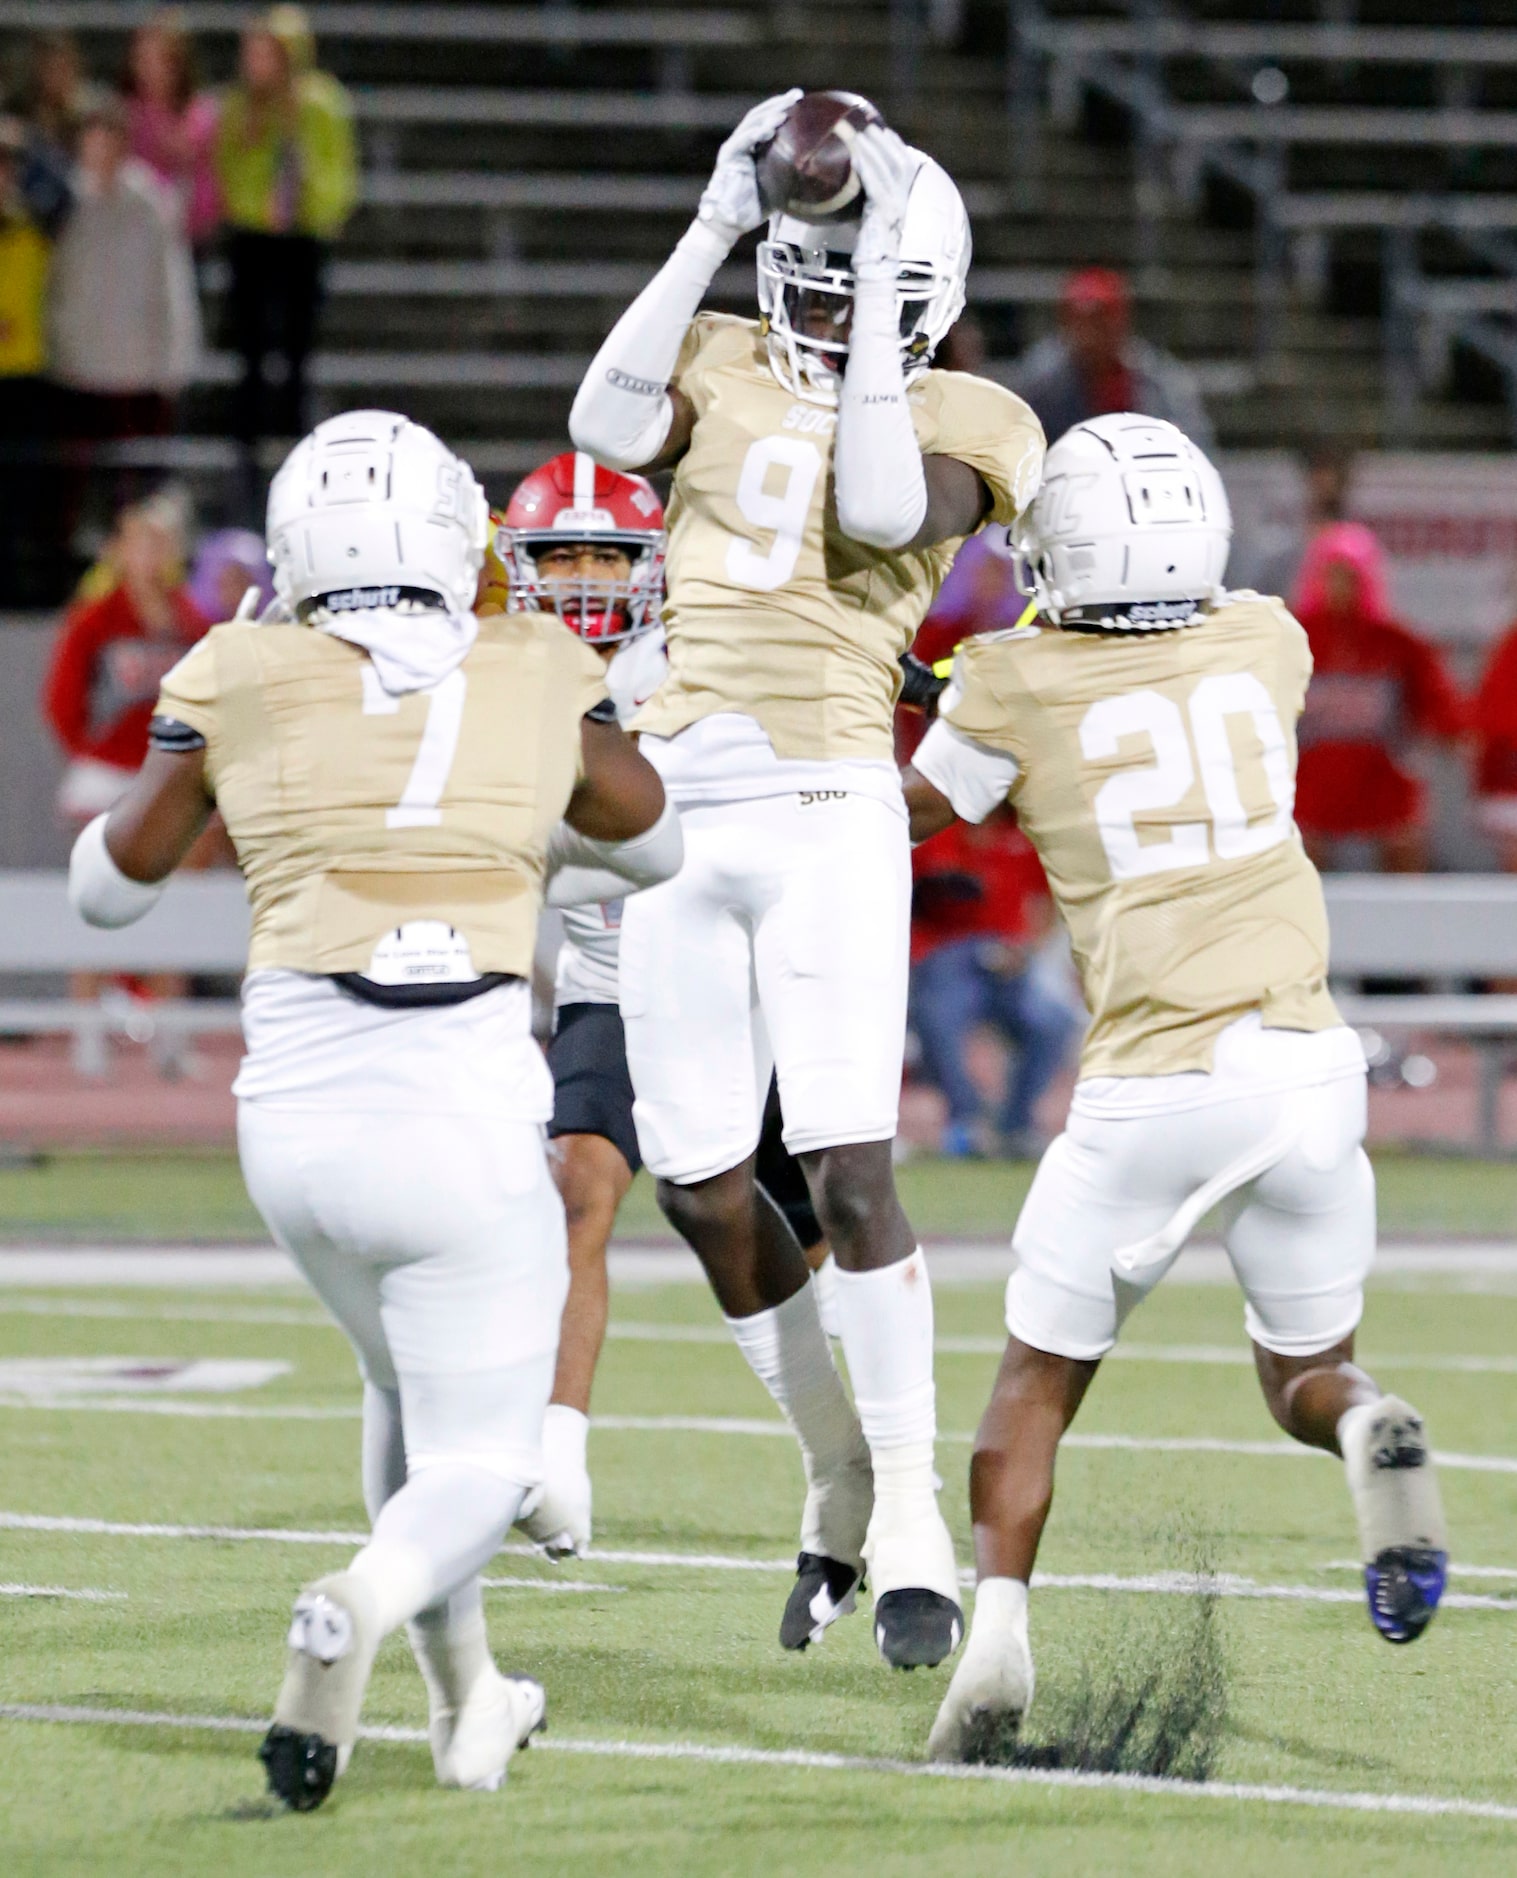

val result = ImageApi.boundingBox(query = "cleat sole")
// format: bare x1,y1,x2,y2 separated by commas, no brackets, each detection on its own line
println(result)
260,1723,338,1812
874,1588,963,1670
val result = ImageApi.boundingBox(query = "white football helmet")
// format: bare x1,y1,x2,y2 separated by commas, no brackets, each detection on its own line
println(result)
266,410,489,616
756,151,970,405
1013,414,1231,629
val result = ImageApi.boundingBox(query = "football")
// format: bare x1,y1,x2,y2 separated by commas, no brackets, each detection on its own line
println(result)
754,89,886,225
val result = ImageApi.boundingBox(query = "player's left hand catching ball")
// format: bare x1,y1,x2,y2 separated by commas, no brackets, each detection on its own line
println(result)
697,88,804,246
850,124,919,272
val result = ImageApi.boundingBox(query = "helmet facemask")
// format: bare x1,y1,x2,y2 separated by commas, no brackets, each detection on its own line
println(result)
756,157,970,406
502,526,665,644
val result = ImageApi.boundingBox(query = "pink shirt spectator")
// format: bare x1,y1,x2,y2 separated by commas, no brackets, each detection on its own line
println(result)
127,91,219,243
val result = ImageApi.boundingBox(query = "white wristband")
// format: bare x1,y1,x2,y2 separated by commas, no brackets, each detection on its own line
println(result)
68,813,166,929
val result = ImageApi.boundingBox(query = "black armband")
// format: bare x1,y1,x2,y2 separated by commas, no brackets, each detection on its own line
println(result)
584,696,619,726
897,651,947,715
148,715,207,753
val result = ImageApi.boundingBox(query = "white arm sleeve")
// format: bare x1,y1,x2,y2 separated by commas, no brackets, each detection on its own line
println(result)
913,718,1021,825
568,220,730,471
832,270,928,551
68,813,167,928
545,799,684,907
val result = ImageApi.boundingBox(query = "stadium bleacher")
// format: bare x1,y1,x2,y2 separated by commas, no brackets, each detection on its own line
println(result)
9,0,1512,488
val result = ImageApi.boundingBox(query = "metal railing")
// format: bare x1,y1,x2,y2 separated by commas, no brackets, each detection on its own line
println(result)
1005,1,1517,441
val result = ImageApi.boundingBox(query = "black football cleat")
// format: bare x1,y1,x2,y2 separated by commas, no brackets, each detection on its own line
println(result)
874,1587,963,1670
260,1723,339,1812
779,1552,863,1650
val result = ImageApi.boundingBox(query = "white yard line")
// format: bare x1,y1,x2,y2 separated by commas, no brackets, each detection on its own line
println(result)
0,1512,1511,1611
5,1241,1517,1291
1,1702,1515,1825
480,1576,624,1595
5,1301,1517,1376
2,1394,1516,1479
0,1298,331,1328
0,1583,125,1602
1323,1558,1517,1582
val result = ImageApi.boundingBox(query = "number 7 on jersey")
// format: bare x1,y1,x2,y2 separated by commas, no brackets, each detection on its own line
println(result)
360,664,468,828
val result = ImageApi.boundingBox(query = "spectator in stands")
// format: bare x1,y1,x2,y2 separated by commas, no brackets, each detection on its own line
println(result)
42,494,207,827
10,30,87,236
1242,440,1356,603
910,814,1079,1158
1292,521,1465,872
0,115,50,427
1012,266,1214,452
48,97,200,446
121,9,221,249
186,526,273,624
215,5,357,446
0,113,60,606
1469,610,1517,871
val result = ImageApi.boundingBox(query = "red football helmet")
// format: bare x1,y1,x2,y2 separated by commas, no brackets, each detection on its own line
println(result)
500,451,666,643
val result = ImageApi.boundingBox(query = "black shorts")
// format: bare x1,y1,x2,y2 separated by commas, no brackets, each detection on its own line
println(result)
547,1001,641,1175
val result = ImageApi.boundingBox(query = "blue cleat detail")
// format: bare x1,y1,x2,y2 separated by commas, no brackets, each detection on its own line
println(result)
1365,1545,1448,1644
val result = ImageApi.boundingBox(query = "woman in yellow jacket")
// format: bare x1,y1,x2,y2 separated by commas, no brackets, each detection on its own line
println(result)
215,5,356,447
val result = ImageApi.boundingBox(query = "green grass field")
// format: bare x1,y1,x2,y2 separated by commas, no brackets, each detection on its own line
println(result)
2,1146,1516,1242
2,1246,1517,1874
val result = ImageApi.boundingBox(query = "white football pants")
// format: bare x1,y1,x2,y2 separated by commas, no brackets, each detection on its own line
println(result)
1008,1023,1374,1360
619,792,911,1183
239,1101,568,1487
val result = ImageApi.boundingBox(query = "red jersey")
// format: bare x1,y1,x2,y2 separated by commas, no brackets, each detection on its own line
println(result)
911,816,1048,963
1472,623,1517,799
1293,612,1465,837
42,584,207,770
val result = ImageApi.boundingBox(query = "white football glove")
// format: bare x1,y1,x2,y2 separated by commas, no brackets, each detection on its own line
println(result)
850,124,920,275
696,88,803,246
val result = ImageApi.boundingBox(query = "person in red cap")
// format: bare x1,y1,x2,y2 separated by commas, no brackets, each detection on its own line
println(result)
1012,265,1213,451
1291,521,1465,871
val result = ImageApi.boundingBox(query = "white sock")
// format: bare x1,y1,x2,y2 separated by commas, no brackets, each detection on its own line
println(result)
833,1246,937,1450
348,1461,525,1635
811,1252,842,1341
965,1577,1029,1659
543,1402,590,1478
725,1282,866,1484
408,1583,493,1718
1337,1398,1379,1460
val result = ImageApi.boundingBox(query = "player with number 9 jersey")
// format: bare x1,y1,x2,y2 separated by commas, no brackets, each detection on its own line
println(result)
569,93,1044,1674
906,415,1448,1765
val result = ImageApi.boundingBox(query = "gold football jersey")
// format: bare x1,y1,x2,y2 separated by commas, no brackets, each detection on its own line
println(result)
156,613,608,978
632,313,1045,761
940,595,1342,1078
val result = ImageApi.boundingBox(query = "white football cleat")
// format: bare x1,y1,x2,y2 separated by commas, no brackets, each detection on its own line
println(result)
927,1579,1034,1761
430,1668,547,1791
260,1572,383,1810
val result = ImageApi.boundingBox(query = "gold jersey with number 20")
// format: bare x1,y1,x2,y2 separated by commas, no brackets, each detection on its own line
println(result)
932,594,1342,1079
155,612,609,980
632,313,1046,763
